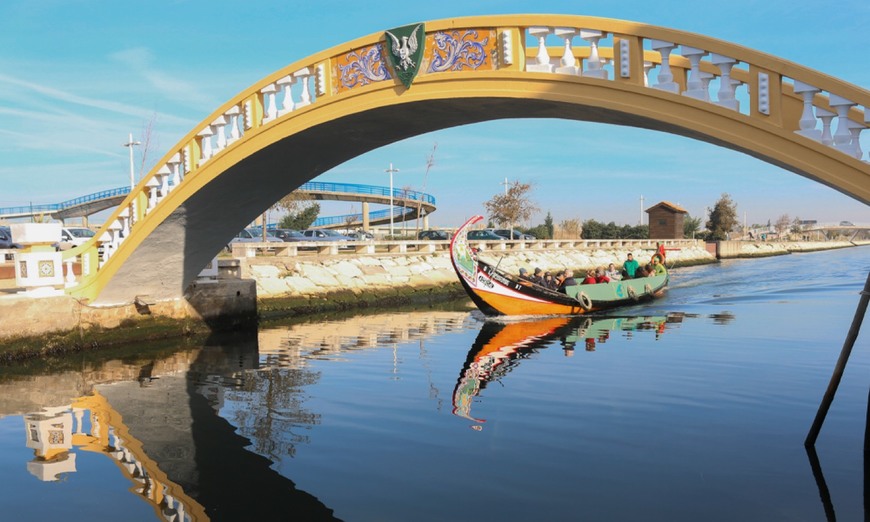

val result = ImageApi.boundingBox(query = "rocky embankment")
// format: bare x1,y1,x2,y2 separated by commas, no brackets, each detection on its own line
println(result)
243,242,716,302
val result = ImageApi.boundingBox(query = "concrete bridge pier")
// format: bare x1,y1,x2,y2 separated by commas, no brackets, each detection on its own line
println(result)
362,202,369,231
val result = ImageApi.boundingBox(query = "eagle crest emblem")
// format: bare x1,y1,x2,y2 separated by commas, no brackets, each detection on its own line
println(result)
384,23,425,88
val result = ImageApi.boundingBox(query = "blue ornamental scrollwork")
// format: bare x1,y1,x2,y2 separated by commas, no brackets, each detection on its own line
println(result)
338,44,391,90
429,30,489,73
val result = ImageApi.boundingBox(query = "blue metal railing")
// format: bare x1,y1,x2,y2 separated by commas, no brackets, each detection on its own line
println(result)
0,186,131,216
313,207,412,227
300,181,436,204
0,182,435,222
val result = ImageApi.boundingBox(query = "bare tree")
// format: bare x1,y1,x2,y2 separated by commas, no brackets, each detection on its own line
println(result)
416,144,437,237
484,180,539,236
344,205,357,230
774,214,791,238
275,189,315,215
557,218,583,239
139,112,158,177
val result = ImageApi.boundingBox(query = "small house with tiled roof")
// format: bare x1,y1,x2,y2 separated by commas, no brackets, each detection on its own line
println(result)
646,201,688,239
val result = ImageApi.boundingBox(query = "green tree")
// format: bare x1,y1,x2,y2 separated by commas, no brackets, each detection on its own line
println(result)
279,203,320,230
484,180,539,236
705,193,738,240
683,214,703,238
544,212,554,239
275,189,319,230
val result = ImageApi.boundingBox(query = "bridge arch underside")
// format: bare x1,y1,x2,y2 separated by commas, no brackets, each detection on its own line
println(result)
94,77,867,304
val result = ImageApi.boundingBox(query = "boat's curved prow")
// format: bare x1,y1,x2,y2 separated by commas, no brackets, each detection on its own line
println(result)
449,215,484,288
448,215,668,317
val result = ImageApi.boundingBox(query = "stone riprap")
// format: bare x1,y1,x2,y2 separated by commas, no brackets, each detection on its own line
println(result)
242,243,716,298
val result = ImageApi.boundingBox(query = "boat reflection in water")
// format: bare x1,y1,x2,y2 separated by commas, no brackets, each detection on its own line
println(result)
452,314,680,424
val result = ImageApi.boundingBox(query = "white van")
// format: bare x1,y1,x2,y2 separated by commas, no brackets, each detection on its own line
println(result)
57,227,96,250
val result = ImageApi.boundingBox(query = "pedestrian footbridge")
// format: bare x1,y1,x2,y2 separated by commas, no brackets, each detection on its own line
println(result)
0,181,436,228
58,14,868,304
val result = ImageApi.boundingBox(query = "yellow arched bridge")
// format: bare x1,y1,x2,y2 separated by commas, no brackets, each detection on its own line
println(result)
60,14,869,305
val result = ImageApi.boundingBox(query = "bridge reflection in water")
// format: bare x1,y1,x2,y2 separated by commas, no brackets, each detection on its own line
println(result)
1,305,860,521
4,310,472,521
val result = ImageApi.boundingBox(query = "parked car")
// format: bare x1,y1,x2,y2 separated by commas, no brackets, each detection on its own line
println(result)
0,226,22,249
467,230,506,240
488,228,536,240
839,221,854,226
228,228,282,249
300,229,353,241
56,227,96,250
417,230,450,240
346,231,374,241
273,229,306,242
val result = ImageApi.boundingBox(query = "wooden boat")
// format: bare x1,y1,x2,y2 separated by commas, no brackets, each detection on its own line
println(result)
449,215,668,316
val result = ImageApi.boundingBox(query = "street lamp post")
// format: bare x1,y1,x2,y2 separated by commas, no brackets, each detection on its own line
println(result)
123,133,141,191
385,163,399,237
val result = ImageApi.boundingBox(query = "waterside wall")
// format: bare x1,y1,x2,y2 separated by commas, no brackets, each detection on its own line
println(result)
2,240,865,354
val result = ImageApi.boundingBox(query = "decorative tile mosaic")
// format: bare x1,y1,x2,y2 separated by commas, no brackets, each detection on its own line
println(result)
334,43,392,94
426,29,497,73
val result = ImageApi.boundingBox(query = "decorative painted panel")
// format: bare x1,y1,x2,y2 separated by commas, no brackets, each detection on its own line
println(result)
334,43,392,94
425,29,497,73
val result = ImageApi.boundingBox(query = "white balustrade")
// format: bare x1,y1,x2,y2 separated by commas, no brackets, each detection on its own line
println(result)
817,108,836,146
197,127,214,166
156,167,170,198
643,61,655,87
554,28,579,75
261,83,279,123
146,177,160,210
294,68,312,108
277,75,296,116
64,259,76,287
711,54,739,110
226,105,242,144
527,27,554,72
650,40,679,93
212,115,228,152
846,119,865,159
829,94,856,153
168,153,183,187
118,207,130,240
681,46,709,100
579,30,607,79
793,81,822,140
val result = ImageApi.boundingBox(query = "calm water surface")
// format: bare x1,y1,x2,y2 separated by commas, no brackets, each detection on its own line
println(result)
1,247,869,521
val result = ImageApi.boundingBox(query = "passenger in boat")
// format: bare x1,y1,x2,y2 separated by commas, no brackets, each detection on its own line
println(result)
652,255,667,276
582,270,597,285
605,263,622,281
622,252,639,279
543,271,557,290
636,264,653,278
530,267,545,285
558,269,579,293
595,267,611,283
518,267,531,281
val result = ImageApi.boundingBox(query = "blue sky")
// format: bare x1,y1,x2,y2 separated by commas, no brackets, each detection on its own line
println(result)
1,0,868,228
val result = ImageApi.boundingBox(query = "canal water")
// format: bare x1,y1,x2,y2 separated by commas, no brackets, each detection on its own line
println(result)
1,247,868,521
